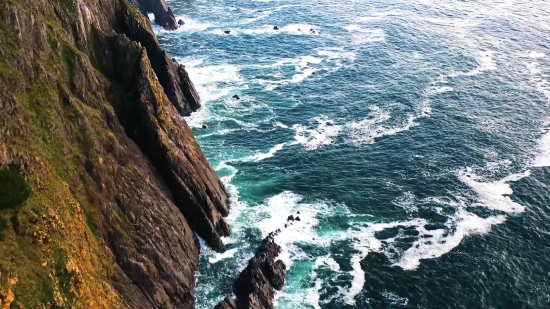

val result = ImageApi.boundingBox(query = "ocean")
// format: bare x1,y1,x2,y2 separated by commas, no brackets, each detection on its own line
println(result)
150,0,550,307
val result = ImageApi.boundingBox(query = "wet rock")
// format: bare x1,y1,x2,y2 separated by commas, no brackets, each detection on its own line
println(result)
228,236,286,309
224,30,231,34
297,211,300,214
273,26,279,30
287,215,294,221
295,216,301,221
202,124,208,129
214,296,237,309
178,19,184,26
129,0,178,30
233,94,240,100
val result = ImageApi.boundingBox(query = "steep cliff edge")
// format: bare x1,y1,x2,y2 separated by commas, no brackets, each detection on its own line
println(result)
0,0,227,307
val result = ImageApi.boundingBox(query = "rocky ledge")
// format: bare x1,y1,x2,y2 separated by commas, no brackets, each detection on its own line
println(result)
216,236,286,309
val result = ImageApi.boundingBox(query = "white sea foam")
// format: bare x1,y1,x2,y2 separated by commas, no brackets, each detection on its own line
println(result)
381,291,409,306
358,11,403,22
395,210,506,270
345,218,423,305
305,278,323,309
291,101,432,150
173,15,212,32
290,117,343,150
532,126,550,167
257,49,355,91
426,86,454,95
208,248,239,263
242,143,286,162
521,52,550,102
149,14,212,34
346,208,507,304
344,25,385,43
458,168,529,213
254,192,319,267
449,50,497,77
179,57,245,127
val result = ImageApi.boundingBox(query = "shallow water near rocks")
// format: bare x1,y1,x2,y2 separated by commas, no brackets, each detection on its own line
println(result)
154,0,550,308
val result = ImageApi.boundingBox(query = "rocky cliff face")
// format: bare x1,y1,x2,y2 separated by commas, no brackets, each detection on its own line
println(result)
0,0,227,307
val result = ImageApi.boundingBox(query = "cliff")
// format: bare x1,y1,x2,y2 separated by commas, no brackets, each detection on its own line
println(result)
0,0,228,307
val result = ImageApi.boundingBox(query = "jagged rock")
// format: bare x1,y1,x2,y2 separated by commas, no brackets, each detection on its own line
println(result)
178,19,184,26
97,32,230,250
233,94,240,100
129,0,178,30
215,296,237,309
118,7,201,116
215,236,286,309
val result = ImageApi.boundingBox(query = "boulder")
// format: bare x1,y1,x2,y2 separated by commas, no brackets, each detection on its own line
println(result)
287,215,294,221
178,19,184,26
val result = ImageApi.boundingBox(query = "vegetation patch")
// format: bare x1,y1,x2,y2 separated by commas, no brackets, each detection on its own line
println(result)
83,209,100,241
54,248,74,304
0,163,30,211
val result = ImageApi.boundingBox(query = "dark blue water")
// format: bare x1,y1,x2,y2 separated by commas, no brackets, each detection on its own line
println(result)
152,0,550,307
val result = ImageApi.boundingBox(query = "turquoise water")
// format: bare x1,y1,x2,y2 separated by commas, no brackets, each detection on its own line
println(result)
152,0,550,308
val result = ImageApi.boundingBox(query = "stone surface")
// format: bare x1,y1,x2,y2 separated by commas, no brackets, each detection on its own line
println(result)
215,236,286,309
129,0,178,30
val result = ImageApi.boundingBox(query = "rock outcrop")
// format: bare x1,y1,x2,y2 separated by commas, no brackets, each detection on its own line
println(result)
216,236,286,309
129,0,178,30
0,0,228,307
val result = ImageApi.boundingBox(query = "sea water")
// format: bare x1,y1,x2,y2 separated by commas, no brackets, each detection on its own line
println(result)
152,0,550,307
